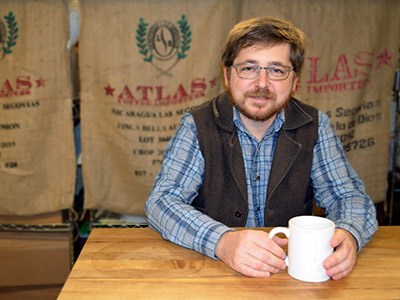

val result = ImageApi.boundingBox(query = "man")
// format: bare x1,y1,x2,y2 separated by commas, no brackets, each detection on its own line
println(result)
145,16,378,280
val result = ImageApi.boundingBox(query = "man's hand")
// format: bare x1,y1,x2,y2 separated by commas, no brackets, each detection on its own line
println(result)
323,228,358,280
215,230,287,277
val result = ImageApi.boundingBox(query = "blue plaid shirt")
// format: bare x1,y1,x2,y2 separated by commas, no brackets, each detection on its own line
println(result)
145,107,378,259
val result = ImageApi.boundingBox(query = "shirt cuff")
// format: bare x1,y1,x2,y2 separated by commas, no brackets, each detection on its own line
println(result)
200,225,234,260
334,220,364,253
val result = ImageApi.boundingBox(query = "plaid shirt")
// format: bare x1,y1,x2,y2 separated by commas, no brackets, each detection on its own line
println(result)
145,107,378,259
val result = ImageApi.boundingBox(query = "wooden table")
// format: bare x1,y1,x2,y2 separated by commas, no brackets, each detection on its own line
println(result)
58,226,400,299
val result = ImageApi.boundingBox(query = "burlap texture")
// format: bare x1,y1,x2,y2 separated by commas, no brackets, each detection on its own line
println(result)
80,0,238,214
0,0,75,215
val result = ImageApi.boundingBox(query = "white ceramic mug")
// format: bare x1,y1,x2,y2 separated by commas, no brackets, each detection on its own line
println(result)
269,215,335,282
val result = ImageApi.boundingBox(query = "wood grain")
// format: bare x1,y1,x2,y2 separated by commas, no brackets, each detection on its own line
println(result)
58,227,400,300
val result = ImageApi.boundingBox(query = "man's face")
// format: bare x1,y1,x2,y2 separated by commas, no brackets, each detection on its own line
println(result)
223,43,298,122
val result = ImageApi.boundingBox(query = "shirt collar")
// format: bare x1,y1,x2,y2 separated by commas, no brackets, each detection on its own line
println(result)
233,107,285,141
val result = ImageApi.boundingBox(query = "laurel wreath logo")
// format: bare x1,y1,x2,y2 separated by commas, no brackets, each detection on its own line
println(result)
136,18,152,62
136,15,192,77
1,11,18,59
177,15,191,60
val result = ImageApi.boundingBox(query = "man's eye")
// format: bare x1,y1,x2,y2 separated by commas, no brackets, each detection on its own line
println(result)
270,67,284,74
241,65,258,72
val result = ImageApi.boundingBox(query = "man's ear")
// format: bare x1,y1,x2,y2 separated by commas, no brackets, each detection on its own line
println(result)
223,66,230,88
291,75,299,94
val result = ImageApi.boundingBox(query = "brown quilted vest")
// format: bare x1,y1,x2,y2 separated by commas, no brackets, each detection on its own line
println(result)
191,92,318,227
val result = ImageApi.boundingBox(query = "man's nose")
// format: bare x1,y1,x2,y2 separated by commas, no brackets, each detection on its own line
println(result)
255,67,270,88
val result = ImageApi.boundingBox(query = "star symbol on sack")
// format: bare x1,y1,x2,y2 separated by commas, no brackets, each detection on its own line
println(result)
376,49,393,70
105,84,115,96
209,78,217,88
36,78,45,88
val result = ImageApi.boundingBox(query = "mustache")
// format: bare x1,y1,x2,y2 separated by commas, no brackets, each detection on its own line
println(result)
244,88,276,99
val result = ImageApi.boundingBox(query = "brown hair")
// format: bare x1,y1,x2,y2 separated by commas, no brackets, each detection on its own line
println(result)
221,17,306,76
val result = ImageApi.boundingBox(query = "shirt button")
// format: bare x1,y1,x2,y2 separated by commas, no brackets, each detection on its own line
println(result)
235,210,242,218
256,176,261,181
257,206,261,211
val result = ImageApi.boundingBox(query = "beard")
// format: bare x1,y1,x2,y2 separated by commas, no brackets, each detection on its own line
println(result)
228,87,290,122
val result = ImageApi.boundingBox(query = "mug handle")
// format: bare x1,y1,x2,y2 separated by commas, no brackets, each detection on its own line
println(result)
269,227,290,266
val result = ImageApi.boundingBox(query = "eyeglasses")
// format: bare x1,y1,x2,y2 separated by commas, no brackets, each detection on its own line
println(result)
232,63,294,80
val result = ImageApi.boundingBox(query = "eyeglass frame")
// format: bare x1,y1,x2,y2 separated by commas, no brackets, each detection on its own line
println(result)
232,63,294,81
